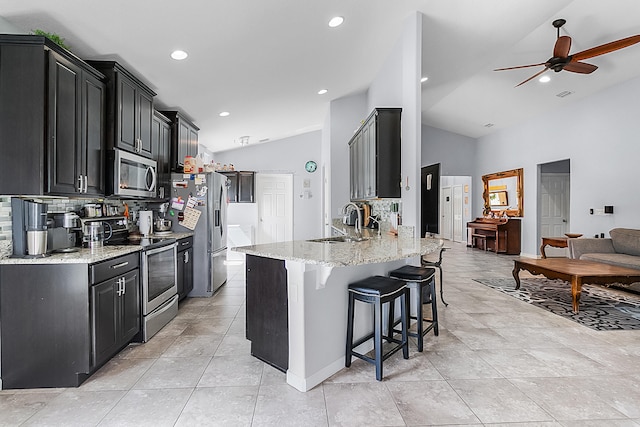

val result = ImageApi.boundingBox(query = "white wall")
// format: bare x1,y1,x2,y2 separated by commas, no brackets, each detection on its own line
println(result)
422,125,476,175
327,92,367,222
366,11,422,229
476,75,640,256
213,130,323,241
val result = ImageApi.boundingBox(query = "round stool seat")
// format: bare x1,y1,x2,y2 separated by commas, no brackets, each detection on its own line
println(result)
388,265,439,352
389,265,436,282
349,275,406,298
345,275,410,381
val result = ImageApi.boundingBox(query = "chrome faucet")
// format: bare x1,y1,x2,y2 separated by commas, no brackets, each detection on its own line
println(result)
342,202,362,238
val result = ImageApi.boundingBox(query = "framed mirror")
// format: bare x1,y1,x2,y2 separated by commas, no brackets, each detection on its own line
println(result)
482,168,523,217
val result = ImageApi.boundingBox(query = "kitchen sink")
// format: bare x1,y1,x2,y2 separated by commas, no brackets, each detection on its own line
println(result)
306,236,370,244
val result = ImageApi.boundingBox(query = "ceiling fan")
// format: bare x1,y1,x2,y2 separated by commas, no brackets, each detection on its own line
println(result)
495,18,640,87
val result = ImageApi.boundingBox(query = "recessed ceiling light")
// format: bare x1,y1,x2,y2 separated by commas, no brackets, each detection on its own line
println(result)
170,50,188,60
317,89,328,95
219,111,230,117
539,75,551,83
420,76,429,83
328,16,344,28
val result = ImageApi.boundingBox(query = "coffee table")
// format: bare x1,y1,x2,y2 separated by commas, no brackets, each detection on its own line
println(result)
512,258,640,313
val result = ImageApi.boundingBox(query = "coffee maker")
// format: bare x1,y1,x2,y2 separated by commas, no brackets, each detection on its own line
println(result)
11,198,49,257
48,212,80,253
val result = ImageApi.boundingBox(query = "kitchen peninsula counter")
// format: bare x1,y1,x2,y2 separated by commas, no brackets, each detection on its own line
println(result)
233,234,443,392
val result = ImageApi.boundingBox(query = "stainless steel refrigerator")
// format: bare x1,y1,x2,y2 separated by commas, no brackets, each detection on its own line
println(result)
170,172,228,296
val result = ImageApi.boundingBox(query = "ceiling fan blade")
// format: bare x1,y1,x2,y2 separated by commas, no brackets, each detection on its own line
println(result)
515,67,550,87
572,34,640,61
553,35,571,58
494,62,545,71
563,61,598,74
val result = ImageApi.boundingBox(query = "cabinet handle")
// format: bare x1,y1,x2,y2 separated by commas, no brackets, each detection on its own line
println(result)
110,261,129,270
77,175,83,192
184,251,189,263
121,277,126,296
84,175,88,193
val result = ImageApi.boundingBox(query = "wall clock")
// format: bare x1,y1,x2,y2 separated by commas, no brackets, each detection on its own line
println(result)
305,160,317,173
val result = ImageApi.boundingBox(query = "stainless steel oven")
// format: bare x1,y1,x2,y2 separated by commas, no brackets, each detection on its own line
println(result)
141,241,178,341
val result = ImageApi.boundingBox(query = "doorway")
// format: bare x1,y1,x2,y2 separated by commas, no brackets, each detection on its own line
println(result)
421,163,440,237
538,160,571,257
256,173,293,244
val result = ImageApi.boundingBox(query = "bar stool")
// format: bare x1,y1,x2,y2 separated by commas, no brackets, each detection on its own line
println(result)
388,265,438,352
345,275,409,381
421,246,449,306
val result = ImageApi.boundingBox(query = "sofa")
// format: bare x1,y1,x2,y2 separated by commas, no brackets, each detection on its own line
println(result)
568,228,640,270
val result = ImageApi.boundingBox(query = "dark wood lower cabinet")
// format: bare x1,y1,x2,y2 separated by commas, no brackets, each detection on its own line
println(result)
0,264,91,389
0,254,140,389
177,237,194,300
246,255,288,372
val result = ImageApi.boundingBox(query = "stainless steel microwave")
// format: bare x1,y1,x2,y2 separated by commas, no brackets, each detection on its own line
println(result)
108,149,157,198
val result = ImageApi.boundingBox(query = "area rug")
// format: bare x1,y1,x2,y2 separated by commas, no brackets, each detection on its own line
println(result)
474,277,640,331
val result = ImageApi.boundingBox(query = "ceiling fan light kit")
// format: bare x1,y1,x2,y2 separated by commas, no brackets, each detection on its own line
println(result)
495,18,640,87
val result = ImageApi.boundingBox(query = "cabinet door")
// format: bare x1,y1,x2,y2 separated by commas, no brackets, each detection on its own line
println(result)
91,279,118,368
137,90,154,158
83,72,105,196
188,127,199,158
117,74,138,153
120,269,140,343
225,172,239,203
177,121,190,166
238,172,255,203
183,247,194,296
47,51,82,195
152,112,171,198
365,118,377,198
245,255,288,371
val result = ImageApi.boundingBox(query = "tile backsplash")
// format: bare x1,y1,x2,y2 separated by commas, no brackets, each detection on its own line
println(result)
0,196,154,258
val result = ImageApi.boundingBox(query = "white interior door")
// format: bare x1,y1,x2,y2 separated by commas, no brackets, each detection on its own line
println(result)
440,186,453,240
540,173,570,256
256,174,293,244
453,185,463,242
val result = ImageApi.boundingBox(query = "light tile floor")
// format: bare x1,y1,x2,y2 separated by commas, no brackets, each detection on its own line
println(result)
3,242,640,425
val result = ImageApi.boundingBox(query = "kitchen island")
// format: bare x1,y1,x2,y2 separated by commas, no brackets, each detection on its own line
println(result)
233,233,442,392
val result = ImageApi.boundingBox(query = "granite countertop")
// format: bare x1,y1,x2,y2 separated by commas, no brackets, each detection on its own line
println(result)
0,245,142,265
233,234,443,267
0,231,194,266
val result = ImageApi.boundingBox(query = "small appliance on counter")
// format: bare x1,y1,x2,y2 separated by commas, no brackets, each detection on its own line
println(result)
48,212,80,253
138,210,153,237
11,198,49,258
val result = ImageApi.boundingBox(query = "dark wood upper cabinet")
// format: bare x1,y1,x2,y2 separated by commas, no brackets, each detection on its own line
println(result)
220,171,255,203
152,110,172,199
0,35,105,196
160,110,199,172
349,108,402,200
88,61,156,159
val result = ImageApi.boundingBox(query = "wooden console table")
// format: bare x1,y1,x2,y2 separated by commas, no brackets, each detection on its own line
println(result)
540,237,568,258
512,258,640,313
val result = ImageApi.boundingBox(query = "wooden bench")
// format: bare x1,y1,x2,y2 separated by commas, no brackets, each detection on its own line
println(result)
472,233,495,251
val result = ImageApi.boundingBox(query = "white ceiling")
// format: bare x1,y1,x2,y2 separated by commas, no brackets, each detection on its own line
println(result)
1,0,639,153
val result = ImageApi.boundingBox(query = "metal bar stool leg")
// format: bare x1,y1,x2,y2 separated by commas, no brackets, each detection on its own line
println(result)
345,291,355,367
